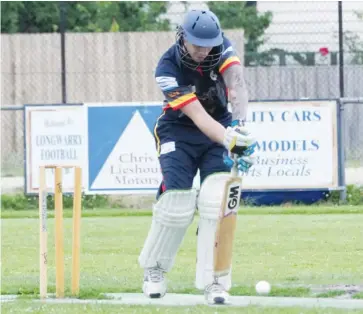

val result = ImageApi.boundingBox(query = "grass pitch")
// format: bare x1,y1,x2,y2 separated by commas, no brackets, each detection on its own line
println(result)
1,205,363,313
2,302,363,314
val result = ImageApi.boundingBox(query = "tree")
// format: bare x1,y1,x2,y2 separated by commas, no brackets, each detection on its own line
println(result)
92,1,170,32
207,1,273,66
1,1,170,33
343,11,363,65
0,2,24,33
1,2,60,33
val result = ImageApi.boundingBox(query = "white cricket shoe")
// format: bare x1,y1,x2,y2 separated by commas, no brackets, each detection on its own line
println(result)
204,282,230,304
142,266,167,298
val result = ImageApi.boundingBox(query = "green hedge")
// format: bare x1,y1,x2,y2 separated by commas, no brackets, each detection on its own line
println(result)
1,185,362,211
1,193,110,211
326,184,363,205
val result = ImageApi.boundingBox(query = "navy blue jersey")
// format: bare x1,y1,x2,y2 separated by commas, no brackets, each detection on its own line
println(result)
155,36,241,123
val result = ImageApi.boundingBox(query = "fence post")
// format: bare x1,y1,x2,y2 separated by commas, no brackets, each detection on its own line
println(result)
60,1,67,104
337,98,347,202
338,1,345,98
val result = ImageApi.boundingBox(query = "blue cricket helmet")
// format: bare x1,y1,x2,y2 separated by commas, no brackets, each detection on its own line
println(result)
176,10,224,71
182,10,223,47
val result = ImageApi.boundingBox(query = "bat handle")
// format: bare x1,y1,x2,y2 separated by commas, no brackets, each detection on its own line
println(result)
230,154,239,177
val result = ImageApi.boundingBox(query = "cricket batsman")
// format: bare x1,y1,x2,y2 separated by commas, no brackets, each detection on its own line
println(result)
138,9,256,304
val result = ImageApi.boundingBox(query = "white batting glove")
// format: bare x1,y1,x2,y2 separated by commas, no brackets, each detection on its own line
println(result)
223,125,256,156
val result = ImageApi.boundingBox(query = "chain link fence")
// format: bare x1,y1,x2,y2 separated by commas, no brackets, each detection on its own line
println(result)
249,1,363,100
1,106,24,177
343,101,363,165
1,1,363,185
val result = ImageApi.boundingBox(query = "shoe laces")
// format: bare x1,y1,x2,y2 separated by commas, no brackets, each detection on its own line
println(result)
146,267,164,283
205,282,224,294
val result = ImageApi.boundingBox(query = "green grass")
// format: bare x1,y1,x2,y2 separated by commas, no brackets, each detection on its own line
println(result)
1,207,363,313
2,204,363,219
315,290,347,298
2,302,363,314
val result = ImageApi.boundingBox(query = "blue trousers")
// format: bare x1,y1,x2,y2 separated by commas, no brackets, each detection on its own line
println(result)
154,112,231,199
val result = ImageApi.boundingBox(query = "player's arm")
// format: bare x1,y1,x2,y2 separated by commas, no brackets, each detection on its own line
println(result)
156,62,252,155
180,100,226,144
218,37,249,122
181,98,255,172
158,86,251,154
222,64,248,122
156,63,227,145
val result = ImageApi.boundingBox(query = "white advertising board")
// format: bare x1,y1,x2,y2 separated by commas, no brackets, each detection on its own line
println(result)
24,101,339,195
241,101,338,189
25,104,87,194
85,103,164,194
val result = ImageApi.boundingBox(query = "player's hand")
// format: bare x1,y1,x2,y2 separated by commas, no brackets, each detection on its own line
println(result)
223,153,255,173
223,120,257,156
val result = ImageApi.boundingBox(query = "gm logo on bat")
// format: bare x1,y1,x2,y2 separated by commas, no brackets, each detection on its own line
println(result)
228,185,239,209
224,183,240,216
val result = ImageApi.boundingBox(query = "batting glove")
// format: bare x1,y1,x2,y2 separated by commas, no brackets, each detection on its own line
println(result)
223,120,257,173
223,120,257,156
223,153,255,173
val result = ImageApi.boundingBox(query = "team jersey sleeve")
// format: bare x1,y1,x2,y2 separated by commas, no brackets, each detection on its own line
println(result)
218,36,242,74
155,60,197,110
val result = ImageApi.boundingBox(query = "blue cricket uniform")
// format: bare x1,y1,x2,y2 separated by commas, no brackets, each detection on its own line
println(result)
154,35,241,197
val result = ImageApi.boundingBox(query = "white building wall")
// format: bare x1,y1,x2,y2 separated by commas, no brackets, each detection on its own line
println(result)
257,1,363,53
163,1,363,53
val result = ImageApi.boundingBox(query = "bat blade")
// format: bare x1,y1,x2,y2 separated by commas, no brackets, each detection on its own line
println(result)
214,176,242,277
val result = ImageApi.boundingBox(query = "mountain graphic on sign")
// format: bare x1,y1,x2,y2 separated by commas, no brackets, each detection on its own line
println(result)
90,110,162,190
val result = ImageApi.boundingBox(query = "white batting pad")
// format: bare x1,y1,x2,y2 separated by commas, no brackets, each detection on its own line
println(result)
195,173,232,291
138,189,197,272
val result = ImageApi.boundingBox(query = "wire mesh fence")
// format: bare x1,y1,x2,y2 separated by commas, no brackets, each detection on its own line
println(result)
342,100,363,166
1,1,363,181
341,99,363,188
2,100,362,184
248,1,363,99
1,106,24,177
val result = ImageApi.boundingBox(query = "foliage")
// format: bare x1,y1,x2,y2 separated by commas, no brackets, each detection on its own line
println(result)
326,184,363,206
1,184,362,212
343,10,363,65
1,193,109,210
0,1,170,33
0,1,23,33
207,1,273,66
109,18,119,33
344,31,363,65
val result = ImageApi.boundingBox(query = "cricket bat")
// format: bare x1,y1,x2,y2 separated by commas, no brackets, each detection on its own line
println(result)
213,155,242,278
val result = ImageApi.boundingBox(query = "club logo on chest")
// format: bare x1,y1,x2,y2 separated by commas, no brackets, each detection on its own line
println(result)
210,70,217,81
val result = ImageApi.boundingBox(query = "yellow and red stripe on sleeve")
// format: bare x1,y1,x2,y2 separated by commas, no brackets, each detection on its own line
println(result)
219,56,241,74
167,93,197,110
